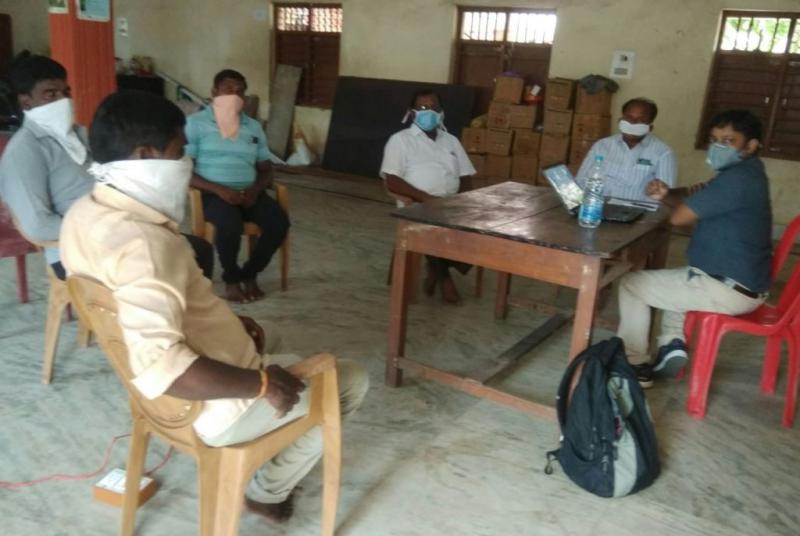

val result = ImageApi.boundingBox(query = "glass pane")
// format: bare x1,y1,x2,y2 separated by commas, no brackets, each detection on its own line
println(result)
790,20,800,53
719,15,792,53
507,12,557,44
277,6,310,32
460,11,506,42
311,7,343,33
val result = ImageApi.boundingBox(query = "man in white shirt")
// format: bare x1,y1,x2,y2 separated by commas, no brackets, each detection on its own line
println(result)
575,98,677,202
60,91,368,524
380,90,476,304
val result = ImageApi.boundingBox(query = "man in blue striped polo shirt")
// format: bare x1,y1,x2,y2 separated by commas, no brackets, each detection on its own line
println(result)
186,69,289,303
575,98,677,202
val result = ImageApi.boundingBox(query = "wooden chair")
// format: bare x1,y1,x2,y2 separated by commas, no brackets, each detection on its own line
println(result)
189,185,290,291
7,210,91,383
66,275,342,536
386,189,484,300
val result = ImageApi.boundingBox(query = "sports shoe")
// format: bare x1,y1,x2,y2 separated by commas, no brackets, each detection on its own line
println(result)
652,339,689,379
633,363,654,389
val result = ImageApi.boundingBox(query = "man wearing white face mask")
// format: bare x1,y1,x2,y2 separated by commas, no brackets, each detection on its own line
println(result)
60,91,368,524
575,97,677,202
380,89,476,304
0,55,214,280
0,55,91,279
186,69,289,303
616,110,771,387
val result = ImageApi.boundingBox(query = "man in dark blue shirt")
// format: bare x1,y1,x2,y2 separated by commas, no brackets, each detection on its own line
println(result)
617,110,772,386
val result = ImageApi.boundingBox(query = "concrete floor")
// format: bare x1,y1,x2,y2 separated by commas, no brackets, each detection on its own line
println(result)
1,174,799,535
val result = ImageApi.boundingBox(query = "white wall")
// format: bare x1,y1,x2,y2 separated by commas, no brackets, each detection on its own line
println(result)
0,0,50,55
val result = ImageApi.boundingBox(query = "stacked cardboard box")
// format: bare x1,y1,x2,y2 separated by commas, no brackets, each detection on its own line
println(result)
568,86,613,175
539,78,576,184
462,75,542,187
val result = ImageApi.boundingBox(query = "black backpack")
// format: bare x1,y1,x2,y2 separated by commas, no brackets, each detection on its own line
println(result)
544,337,660,497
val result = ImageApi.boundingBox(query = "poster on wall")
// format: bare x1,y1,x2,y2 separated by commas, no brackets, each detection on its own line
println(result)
76,0,110,22
48,0,69,14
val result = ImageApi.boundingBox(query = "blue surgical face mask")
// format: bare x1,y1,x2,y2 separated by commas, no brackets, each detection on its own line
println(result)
706,143,743,171
414,109,442,132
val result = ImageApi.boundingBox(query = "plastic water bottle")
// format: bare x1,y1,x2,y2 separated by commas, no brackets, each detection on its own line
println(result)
578,155,605,229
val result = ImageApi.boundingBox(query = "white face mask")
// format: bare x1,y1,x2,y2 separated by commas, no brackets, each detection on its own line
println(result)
619,119,651,137
89,155,193,223
24,97,87,165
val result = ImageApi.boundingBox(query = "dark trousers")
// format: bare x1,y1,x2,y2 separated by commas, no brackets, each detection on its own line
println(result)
426,256,471,278
50,233,214,282
202,191,290,284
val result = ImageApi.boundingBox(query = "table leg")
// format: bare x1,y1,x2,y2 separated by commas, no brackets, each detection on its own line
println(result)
16,255,29,304
387,237,411,387
569,257,602,360
494,272,511,320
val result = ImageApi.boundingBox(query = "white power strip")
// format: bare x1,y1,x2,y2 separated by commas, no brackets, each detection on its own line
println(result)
94,468,158,507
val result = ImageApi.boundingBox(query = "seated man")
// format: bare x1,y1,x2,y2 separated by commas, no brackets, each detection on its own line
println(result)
186,69,289,303
617,110,771,386
61,91,368,522
0,54,213,280
380,89,476,304
575,97,676,202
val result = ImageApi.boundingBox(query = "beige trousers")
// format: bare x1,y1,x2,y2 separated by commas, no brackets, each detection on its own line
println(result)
616,266,764,365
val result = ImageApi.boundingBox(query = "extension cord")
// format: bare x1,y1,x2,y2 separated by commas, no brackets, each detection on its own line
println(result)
93,468,159,507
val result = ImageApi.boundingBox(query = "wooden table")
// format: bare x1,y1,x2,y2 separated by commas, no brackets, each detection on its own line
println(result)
386,182,670,419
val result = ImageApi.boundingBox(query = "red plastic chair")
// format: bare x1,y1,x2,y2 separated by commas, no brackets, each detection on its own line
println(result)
0,134,37,303
683,215,800,427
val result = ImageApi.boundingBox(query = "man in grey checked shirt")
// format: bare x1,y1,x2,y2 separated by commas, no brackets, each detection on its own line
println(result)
575,97,677,202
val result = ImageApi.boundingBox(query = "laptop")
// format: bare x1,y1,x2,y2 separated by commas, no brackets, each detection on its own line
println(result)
541,163,651,223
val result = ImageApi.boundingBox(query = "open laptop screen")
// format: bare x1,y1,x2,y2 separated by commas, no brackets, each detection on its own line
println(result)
542,164,584,211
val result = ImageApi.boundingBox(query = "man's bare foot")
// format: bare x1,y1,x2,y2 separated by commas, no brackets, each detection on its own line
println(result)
243,279,266,301
245,494,295,524
440,275,462,305
226,283,249,303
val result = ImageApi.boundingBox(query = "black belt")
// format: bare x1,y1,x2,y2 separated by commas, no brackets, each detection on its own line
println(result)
707,274,763,299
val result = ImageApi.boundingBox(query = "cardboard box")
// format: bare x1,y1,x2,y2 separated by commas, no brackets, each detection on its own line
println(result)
511,155,539,184
513,129,541,156
539,133,570,166
545,78,576,111
485,128,514,156
469,153,486,177
487,102,512,129
493,75,525,104
508,104,538,129
572,114,611,141
486,155,512,180
461,127,487,154
569,138,595,166
575,87,613,115
543,109,574,136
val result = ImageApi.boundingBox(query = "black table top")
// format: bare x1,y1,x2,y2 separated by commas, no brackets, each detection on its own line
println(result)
391,182,670,258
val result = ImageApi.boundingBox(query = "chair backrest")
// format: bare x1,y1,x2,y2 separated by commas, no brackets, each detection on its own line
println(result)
188,187,206,237
772,215,800,315
67,275,202,446
0,200,36,257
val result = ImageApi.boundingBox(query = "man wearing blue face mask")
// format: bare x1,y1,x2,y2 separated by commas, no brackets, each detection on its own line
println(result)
575,97,677,202
616,110,771,387
380,90,476,304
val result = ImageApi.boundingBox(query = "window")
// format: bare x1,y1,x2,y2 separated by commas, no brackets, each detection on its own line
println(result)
454,7,557,113
274,3,342,108
697,11,800,160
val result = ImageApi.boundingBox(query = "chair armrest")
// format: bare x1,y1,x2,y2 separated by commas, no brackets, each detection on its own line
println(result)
273,182,289,212
286,353,336,380
189,188,206,237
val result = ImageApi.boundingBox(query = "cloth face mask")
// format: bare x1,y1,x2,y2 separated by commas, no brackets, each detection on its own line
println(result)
24,97,87,165
212,94,245,140
705,143,743,171
414,109,442,132
619,119,650,137
89,155,194,223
